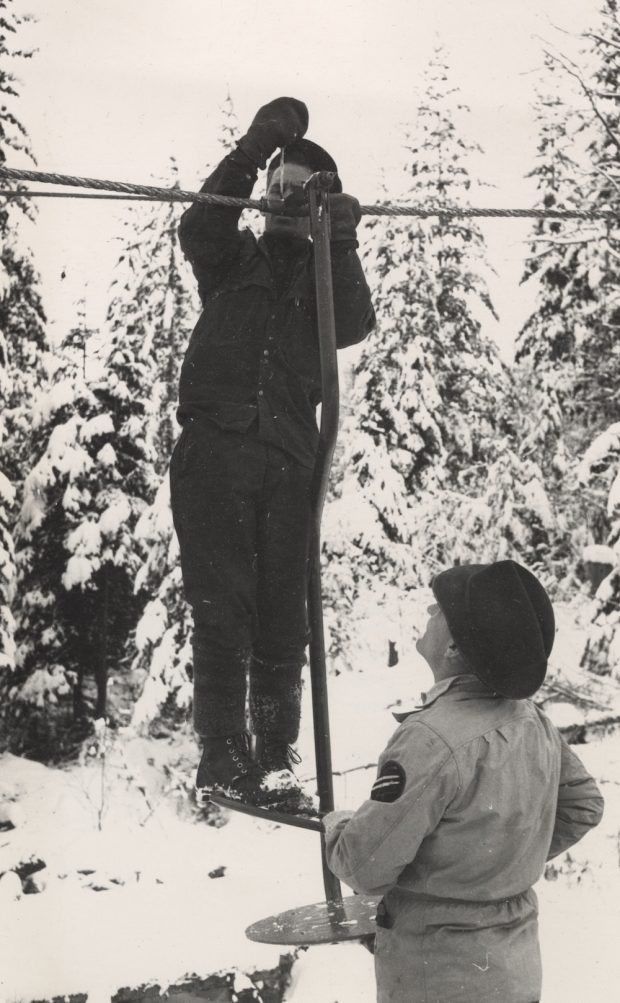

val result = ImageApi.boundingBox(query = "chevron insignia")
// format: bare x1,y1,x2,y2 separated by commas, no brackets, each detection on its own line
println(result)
371,760,406,802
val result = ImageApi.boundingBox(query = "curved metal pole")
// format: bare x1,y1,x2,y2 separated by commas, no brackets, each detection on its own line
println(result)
306,172,343,908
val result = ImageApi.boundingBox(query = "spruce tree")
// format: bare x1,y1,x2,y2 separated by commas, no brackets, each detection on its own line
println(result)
518,5,620,592
0,329,15,679
8,305,159,754
515,56,600,584
531,7,620,451
571,1,620,670
0,0,35,215
217,89,240,154
81,309,160,719
517,54,589,372
323,51,563,664
578,423,620,678
0,0,48,486
130,478,193,731
129,95,243,729
515,3,620,669
105,157,198,469
325,51,506,599
0,0,47,708
105,167,196,732
1,246,48,484
10,330,103,756
575,0,620,442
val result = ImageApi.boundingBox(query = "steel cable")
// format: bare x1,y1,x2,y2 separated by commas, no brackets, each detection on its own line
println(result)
1,165,618,221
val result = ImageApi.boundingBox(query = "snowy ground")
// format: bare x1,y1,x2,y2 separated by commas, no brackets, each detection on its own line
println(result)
1,591,619,1003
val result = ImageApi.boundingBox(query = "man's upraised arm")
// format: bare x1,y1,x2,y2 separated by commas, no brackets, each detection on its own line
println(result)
178,97,309,298
178,150,257,292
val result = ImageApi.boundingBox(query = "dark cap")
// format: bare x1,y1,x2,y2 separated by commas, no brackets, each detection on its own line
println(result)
267,139,343,193
432,560,555,699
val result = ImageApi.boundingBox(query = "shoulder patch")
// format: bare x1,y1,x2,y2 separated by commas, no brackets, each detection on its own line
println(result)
371,760,406,803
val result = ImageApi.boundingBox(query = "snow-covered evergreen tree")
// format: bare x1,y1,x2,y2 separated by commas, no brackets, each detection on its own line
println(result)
0,0,48,715
578,423,620,678
128,95,244,730
106,157,198,468
9,331,103,755
0,0,48,486
130,478,193,731
436,369,569,586
574,2,620,667
325,52,506,600
7,310,159,755
517,44,615,468
323,50,563,664
107,170,195,732
574,1,620,443
513,57,591,580
0,0,35,214
518,6,620,589
517,54,590,372
76,310,160,718
1,246,48,485
0,329,15,678
514,2,620,664
217,89,240,154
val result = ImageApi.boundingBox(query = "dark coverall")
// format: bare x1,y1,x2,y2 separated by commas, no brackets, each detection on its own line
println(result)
171,146,375,741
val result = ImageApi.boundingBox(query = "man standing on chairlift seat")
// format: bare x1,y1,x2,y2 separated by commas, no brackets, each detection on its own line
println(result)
171,97,375,810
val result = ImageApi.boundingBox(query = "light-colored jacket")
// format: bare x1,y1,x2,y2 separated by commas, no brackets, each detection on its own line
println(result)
324,674,604,1003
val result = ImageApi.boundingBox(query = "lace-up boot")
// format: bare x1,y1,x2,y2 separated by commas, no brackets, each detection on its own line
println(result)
195,733,301,809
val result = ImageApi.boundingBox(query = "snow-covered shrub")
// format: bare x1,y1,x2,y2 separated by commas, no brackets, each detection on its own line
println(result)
578,423,620,679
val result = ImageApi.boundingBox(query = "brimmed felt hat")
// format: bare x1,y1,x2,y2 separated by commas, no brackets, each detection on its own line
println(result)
267,139,343,193
432,560,555,699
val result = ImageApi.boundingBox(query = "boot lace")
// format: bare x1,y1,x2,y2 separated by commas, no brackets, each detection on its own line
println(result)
225,733,254,776
260,739,301,772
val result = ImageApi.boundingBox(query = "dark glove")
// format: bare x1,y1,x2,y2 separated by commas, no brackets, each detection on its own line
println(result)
329,194,362,242
237,97,309,169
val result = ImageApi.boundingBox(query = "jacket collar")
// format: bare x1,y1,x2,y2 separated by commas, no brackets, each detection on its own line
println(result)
392,674,496,722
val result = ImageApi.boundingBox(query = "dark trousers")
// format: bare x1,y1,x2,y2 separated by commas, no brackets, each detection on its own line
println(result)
170,420,312,738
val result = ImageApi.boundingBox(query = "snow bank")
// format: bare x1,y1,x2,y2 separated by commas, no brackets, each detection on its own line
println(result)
1,594,620,1002
0,750,301,1003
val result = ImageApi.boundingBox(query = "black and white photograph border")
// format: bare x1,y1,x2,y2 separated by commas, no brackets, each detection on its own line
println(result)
0,1,619,1001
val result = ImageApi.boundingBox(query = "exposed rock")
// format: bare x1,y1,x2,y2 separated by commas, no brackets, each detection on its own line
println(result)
112,955,296,1003
30,996,87,1003
14,856,46,881
23,871,47,894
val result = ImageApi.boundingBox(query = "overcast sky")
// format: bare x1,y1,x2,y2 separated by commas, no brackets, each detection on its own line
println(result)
10,0,599,354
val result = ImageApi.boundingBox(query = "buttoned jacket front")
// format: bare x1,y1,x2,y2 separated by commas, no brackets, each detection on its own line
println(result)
177,151,375,468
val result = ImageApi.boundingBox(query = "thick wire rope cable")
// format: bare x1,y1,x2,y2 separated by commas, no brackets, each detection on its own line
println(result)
1,190,169,201
1,166,618,221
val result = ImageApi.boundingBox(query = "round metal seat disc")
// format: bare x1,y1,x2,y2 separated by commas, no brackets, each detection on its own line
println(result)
245,894,380,945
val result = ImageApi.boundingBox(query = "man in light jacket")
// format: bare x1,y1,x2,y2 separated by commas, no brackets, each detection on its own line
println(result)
324,560,604,1003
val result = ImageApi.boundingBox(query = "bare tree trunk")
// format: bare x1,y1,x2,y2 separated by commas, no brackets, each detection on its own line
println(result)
95,566,109,719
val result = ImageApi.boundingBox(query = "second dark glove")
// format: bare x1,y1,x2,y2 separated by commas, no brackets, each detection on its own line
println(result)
329,194,362,242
